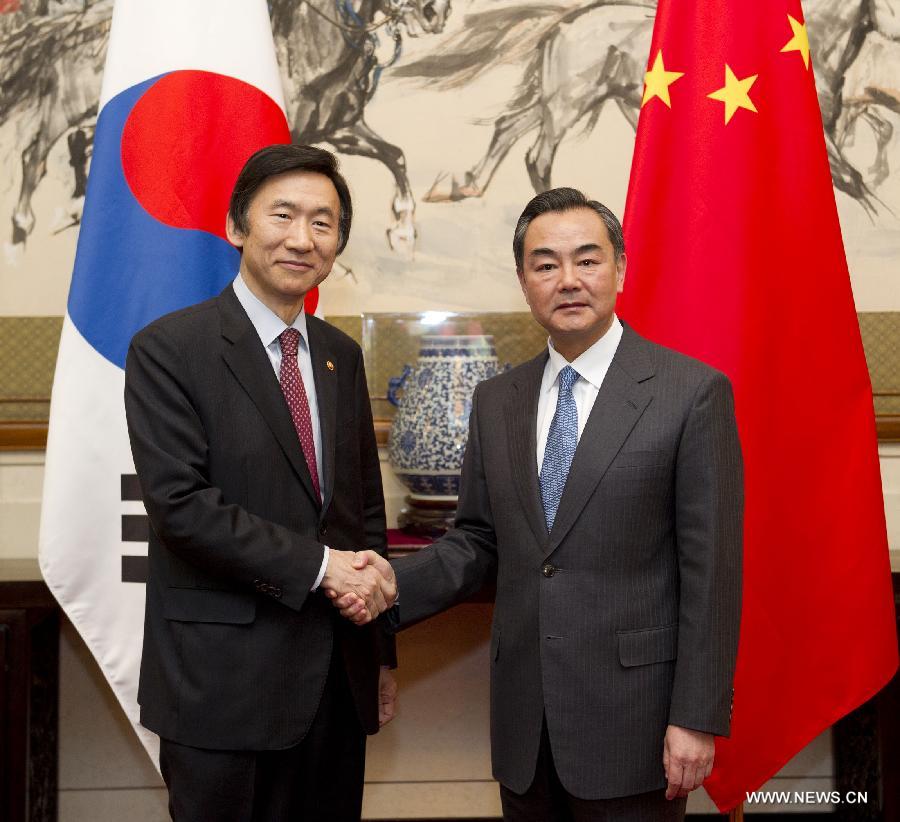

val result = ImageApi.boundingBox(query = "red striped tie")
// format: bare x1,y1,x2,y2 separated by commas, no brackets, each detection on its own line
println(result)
278,328,321,501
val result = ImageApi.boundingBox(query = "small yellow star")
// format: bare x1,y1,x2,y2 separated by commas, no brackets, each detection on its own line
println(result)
642,50,685,108
781,14,810,70
707,64,758,124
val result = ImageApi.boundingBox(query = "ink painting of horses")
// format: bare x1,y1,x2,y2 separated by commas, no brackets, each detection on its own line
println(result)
1,0,898,316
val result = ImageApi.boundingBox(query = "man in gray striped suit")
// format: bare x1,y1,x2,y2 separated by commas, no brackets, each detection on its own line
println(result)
337,188,743,821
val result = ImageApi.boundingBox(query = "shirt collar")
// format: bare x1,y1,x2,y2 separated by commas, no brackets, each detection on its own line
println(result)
546,315,623,389
232,274,309,349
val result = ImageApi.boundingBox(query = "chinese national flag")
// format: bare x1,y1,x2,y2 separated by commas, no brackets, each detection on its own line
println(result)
618,0,897,811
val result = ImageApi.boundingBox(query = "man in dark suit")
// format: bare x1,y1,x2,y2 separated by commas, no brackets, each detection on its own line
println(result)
125,144,398,821
337,187,743,820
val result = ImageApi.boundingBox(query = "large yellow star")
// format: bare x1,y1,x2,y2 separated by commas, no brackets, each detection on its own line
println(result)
642,50,685,108
707,64,758,124
781,14,810,69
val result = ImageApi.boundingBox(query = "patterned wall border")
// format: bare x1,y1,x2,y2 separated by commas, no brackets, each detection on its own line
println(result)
1,313,898,449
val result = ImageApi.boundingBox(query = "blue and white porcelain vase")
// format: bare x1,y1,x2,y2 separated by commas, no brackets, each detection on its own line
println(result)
388,335,499,499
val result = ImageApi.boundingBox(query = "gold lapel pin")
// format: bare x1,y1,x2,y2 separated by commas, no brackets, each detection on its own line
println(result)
326,360,335,371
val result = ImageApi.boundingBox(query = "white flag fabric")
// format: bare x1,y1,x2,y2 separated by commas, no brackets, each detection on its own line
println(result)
39,0,291,764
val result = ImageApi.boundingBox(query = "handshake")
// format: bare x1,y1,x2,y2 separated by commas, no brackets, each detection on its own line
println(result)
320,549,396,625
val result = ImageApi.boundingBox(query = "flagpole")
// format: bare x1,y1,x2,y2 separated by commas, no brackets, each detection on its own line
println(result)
729,801,744,821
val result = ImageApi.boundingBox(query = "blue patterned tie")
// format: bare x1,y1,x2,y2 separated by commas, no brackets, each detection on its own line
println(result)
540,365,580,531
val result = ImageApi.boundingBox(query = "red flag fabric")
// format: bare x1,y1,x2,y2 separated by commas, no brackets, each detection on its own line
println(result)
618,0,897,811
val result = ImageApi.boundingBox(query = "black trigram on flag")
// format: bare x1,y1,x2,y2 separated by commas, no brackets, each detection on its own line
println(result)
121,474,149,583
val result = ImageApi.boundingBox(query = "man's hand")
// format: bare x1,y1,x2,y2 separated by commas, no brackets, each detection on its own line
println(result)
320,549,396,624
325,550,396,625
379,667,398,727
663,725,714,799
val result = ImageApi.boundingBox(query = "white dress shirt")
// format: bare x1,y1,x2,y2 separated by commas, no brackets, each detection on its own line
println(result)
536,315,623,472
232,274,329,588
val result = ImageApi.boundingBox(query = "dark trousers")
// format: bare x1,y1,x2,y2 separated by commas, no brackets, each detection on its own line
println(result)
159,650,366,822
500,720,687,822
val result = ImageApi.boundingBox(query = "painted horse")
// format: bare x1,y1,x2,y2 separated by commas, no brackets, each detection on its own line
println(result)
410,0,894,216
1,0,451,249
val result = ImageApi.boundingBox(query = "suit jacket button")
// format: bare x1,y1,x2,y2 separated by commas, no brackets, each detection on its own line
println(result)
272,587,283,598
542,564,556,578
320,525,328,537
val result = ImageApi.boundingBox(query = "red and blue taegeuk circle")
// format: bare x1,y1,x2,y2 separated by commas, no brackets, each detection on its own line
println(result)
68,70,298,368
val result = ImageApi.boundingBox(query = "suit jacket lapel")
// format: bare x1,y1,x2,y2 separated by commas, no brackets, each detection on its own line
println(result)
306,316,337,518
506,351,550,548
546,325,655,555
217,285,321,508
